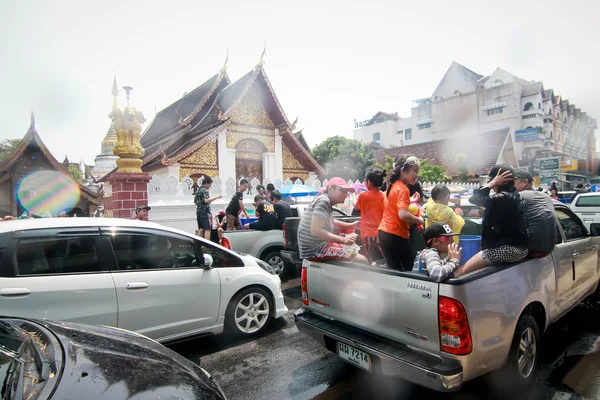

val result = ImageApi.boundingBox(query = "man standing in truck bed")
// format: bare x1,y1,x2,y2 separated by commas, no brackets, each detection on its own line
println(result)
297,177,367,263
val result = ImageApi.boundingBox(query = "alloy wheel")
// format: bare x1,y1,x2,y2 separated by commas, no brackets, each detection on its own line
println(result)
518,327,537,379
268,255,285,275
234,292,270,334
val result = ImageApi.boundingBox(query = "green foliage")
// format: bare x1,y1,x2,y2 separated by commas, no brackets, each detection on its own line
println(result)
375,155,394,174
0,138,22,161
455,153,469,183
68,164,83,183
418,159,446,183
312,136,374,180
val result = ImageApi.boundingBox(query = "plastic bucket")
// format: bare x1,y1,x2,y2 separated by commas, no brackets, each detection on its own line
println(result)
240,218,258,229
458,235,482,265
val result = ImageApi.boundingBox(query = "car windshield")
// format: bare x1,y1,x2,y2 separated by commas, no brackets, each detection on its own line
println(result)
0,319,55,400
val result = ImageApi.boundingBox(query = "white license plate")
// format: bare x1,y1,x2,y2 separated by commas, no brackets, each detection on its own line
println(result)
337,342,371,371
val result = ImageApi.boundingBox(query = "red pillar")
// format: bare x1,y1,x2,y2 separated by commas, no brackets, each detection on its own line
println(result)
107,173,151,220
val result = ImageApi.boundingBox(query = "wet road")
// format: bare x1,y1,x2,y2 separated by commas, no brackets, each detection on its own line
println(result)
168,278,600,400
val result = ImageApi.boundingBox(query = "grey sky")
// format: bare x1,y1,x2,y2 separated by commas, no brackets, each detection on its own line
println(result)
2,0,599,164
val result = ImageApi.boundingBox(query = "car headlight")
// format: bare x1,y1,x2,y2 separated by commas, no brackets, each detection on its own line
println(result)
255,258,276,275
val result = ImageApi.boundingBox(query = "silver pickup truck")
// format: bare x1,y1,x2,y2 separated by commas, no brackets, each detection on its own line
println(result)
295,202,600,393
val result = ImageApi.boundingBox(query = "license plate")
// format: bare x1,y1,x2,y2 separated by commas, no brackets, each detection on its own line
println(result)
337,342,371,371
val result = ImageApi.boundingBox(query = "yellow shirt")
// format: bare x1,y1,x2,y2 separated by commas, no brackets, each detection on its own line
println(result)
425,198,465,244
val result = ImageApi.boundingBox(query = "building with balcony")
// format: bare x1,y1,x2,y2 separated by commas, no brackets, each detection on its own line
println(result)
353,61,597,184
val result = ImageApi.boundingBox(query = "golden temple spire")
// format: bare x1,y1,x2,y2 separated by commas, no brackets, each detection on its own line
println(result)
29,109,36,131
258,39,267,67
221,48,229,73
111,72,119,110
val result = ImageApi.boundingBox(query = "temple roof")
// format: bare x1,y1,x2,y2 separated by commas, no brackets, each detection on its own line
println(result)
374,127,513,177
0,113,100,204
133,63,323,174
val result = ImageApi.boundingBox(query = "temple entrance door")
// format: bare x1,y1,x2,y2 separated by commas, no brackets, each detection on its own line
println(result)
235,139,265,183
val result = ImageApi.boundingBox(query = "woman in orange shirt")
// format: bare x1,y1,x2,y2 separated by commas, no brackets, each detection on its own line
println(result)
378,155,424,271
355,168,386,264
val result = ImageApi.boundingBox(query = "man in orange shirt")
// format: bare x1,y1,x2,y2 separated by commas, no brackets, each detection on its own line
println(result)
378,156,424,271
355,168,386,263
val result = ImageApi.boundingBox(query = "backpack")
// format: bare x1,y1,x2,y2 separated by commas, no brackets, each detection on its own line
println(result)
519,190,556,255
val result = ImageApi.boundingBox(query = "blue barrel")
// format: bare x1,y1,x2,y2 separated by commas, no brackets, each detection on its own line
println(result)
240,217,258,229
459,235,482,265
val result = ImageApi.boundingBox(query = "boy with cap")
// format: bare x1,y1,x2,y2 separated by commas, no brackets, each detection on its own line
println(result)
413,223,462,282
135,205,151,221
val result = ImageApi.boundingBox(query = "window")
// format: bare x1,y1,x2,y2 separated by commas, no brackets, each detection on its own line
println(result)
372,132,380,141
199,240,244,268
556,209,585,241
523,102,534,111
397,130,403,135
486,107,503,116
575,195,600,207
16,236,101,275
565,117,567,123
108,233,199,270
418,123,432,130
404,128,412,140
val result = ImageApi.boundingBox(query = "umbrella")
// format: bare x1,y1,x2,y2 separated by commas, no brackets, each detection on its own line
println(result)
279,184,319,198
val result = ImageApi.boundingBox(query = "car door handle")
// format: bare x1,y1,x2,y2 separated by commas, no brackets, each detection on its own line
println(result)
0,288,32,297
573,252,581,258
125,282,149,290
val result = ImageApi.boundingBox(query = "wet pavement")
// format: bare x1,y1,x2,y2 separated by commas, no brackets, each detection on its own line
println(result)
168,277,600,400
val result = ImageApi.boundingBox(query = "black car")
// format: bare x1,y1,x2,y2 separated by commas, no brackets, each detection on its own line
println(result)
0,317,226,400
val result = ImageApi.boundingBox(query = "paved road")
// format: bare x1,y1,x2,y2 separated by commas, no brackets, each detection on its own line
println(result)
168,277,600,400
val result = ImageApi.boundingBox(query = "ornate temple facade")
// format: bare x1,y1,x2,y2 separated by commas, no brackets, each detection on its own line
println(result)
91,74,119,180
128,59,323,192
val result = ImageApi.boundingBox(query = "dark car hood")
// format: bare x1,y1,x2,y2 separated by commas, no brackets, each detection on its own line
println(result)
35,319,226,400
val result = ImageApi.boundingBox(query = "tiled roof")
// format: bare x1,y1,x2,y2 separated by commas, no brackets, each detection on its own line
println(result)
374,128,511,177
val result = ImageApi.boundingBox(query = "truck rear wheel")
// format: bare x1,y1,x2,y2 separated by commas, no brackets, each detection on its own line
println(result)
490,314,540,393
264,251,286,276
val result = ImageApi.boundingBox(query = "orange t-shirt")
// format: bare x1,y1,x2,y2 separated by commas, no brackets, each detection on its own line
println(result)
355,189,385,238
378,180,410,239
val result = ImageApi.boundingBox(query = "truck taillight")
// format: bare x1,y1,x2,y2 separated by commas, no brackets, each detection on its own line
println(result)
301,262,308,306
282,223,287,248
221,237,231,250
439,296,472,355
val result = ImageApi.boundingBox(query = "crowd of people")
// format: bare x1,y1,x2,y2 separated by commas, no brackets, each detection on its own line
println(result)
0,210,72,221
294,155,558,282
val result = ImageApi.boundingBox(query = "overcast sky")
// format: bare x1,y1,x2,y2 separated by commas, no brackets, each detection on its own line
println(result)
2,0,599,164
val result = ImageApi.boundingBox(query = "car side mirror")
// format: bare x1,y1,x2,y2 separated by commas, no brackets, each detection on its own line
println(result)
590,224,600,237
203,254,214,269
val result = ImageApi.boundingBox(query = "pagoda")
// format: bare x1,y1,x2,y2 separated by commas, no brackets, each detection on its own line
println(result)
91,74,120,180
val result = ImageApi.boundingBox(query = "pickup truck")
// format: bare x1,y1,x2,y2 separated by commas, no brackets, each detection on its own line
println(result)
222,204,350,276
295,202,600,393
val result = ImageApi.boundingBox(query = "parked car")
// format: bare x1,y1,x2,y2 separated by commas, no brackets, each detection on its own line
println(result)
0,218,287,342
556,190,577,204
222,203,350,276
295,203,600,393
0,316,226,399
571,192,600,232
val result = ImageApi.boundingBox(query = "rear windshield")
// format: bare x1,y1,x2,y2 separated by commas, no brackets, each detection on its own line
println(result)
575,196,600,207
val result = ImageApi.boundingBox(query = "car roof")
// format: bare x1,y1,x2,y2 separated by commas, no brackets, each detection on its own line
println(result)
0,218,187,236
574,192,600,197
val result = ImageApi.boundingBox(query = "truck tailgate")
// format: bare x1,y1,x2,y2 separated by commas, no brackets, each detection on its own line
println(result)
305,260,441,354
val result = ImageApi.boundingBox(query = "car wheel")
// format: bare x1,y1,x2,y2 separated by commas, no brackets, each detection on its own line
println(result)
264,251,285,276
226,287,273,336
489,314,540,393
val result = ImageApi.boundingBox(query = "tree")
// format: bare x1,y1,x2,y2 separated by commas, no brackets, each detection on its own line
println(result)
312,136,374,180
68,164,83,183
0,138,22,161
456,153,469,183
375,155,394,173
418,159,446,183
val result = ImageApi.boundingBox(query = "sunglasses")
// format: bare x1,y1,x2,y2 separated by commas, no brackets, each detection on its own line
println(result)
333,186,349,194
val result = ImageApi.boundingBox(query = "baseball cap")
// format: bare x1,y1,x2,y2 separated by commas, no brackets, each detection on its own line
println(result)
424,222,461,244
514,170,533,182
326,177,355,192
218,210,226,216
136,205,151,212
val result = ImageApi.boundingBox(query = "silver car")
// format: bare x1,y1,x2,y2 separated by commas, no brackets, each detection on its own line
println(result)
0,218,287,342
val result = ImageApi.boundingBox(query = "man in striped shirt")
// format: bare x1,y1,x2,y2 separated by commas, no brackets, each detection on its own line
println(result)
413,223,463,282
298,177,367,263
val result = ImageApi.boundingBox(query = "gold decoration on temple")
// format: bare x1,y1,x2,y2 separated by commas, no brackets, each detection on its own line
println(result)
283,171,309,181
282,143,305,170
179,167,219,181
229,92,275,128
110,87,146,173
227,129,274,152
180,140,218,166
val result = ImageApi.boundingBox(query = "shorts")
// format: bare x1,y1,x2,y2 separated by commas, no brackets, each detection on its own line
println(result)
249,221,274,231
226,214,242,231
482,245,529,265
361,236,384,263
196,210,212,230
309,242,358,262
